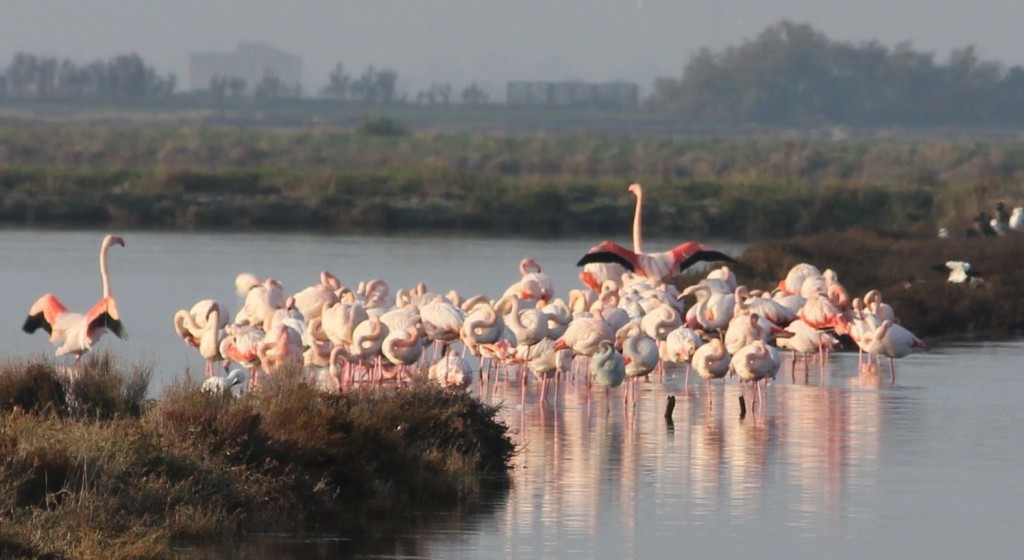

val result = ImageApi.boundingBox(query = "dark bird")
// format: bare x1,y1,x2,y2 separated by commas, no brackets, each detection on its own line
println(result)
974,213,998,237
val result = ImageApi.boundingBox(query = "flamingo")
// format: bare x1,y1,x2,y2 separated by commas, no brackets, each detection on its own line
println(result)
776,318,839,379
589,340,626,408
724,312,769,355
692,338,730,404
420,298,466,358
291,270,340,321
553,316,614,358
381,325,424,385
173,298,230,349
577,182,733,281
428,351,472,389
577,240,735,284
629,182,644,253
735,287,797,326
798,291,846,331
661,326,704,382
23,234,128,362
682,281,735,332
730,340,782,406
219,324,265,388
239,276,285,326
822,269,850,310
861,320,927,384
460,302,505,375
321,301,370,347
505,258,553,303
522,338,574,403
257,324,304,376
616,322,660,406
342,316,388,385
863,289,898,324
778,263,822,295
196,302,228,377
542,299,573,340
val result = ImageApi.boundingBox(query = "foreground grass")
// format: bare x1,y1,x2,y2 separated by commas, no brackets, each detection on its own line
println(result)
0,356,513,560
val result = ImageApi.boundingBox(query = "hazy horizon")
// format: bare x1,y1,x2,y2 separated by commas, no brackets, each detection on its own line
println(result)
3,1,1023,99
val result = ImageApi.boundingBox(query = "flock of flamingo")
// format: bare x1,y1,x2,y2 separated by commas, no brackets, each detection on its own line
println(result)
21,184,928,407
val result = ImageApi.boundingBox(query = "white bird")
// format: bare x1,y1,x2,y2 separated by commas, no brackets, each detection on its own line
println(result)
428,352,472,388
201,368,249,396
932,261,983,285
1009,207,1024,232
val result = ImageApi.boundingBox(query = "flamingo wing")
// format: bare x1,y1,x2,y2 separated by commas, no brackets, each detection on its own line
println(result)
86,297,128,340
674,243,737,273
576,241,639,272
23,294,68,335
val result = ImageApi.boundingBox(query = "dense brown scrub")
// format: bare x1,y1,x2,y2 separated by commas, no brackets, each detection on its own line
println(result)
0,359,514,559
718,229,1024,338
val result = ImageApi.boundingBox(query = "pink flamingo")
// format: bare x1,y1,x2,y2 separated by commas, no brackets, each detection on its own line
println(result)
692,338,730,405
730,340,781,408
23,234,127,362
862,320,927,385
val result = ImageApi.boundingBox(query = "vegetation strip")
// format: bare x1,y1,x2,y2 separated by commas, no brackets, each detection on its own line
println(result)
0,354,513,560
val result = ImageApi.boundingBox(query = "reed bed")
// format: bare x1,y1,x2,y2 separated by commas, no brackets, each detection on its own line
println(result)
0,356,513,560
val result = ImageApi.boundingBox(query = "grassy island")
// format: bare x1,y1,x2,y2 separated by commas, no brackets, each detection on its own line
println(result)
0,355,514,560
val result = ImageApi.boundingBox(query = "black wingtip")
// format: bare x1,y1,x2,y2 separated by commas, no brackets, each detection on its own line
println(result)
678,250,737,273
89,313,128,341
22,313,51,335
576,251,636,272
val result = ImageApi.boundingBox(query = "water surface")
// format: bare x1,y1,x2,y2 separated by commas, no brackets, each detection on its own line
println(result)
3,230,1019,559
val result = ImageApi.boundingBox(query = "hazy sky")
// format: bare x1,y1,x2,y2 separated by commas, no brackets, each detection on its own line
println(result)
3,1,1023,98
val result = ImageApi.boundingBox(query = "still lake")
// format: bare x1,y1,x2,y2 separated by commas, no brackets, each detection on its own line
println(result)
3,230,1022,558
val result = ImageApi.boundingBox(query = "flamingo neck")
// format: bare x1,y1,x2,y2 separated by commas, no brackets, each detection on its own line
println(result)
632,186,644,253
100,240,113,299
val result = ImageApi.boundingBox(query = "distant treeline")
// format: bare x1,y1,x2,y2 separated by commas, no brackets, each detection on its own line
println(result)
1,124,1022,238
649,21,1024,126
4,20,1024,127
0,52,175,100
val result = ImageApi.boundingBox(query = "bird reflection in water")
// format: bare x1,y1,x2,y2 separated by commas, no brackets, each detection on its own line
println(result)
479,347,890,549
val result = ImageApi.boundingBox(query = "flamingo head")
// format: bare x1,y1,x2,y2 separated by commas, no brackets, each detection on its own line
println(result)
579,271,601,293
628,182,642,196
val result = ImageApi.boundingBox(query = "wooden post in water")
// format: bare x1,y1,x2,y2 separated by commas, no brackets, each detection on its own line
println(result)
664,395,676,419
739,395,747,419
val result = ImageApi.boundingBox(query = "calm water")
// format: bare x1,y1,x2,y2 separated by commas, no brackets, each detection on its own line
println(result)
3,230,1021,558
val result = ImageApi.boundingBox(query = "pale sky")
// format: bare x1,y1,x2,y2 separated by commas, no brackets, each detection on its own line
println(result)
3,1,1023,99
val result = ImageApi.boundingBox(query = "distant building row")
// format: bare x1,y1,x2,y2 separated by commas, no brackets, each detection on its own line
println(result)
506,81,638,109
188,43,302,90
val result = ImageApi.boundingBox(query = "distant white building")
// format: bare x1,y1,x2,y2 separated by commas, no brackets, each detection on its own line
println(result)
506,80,638,109
188,42,302,92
